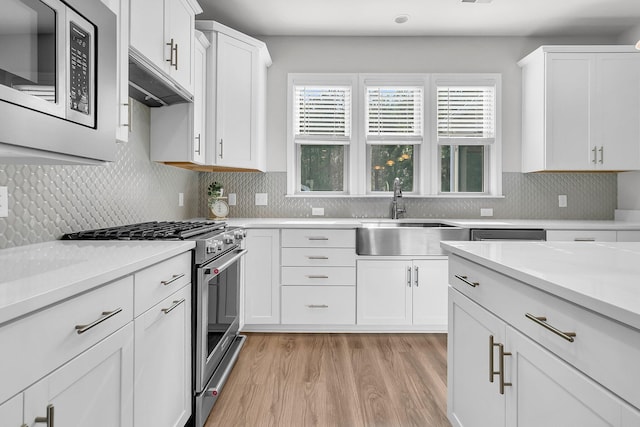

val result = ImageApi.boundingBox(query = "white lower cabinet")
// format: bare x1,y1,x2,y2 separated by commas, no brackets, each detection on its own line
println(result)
244,229,281,325
134,285,191,427
357,258,448,329
281,286,355,324
23,323,134,427
0,394,22,426
546,229,617,242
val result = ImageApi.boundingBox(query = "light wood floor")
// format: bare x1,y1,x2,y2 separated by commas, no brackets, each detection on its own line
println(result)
205,333,451,427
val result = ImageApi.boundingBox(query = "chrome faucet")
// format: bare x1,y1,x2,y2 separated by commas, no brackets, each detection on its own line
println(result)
391,177,406,219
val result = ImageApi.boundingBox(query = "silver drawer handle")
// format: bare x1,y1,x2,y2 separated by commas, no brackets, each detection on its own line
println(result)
525,313,576,342
307,236,329,241
162,299,186,314
307,256,329,260
306,304,329,308
455,274,479,288
161,273,185,286
306,275,329,279
34,404,54,427
573,238,596,242
75,308,122,334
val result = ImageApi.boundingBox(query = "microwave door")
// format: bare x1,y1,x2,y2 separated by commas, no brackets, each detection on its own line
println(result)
0,0,67,119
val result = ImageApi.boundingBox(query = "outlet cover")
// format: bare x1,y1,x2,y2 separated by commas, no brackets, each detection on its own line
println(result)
480,208,493,217
228,193,237,206
255,193,268,206
312,207,324,216
178,193,184,207
558,195,568,208
0,186,7,218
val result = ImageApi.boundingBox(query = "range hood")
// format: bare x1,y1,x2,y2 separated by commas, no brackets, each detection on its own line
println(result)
128,48,192,107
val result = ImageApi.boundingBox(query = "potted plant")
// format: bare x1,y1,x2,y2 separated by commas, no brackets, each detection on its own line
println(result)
207,181,223,210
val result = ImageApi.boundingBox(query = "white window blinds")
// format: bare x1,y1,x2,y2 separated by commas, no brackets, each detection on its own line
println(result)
293,85,351,144
437,85,496,145
366,86,423,143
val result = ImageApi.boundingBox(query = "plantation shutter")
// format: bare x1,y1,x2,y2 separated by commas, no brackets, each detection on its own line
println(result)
437,85,496,145
366,86,423,143
293,85,351,144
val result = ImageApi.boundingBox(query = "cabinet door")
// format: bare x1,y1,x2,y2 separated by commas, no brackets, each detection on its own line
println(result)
448,288,505,427
545,53,594,170
244,229,280,324
165,0,194,92
357,260,412,325
505,326,625,427
545,229,617,242
596,54,640,170
134,285,191,427
0,393,22,427
412,259,448,328
216,33,255,168
23,324,134,427
192,33,207,164
129,0,165,68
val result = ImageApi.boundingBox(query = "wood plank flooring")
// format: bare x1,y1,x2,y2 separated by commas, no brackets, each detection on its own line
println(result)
205,333,451,427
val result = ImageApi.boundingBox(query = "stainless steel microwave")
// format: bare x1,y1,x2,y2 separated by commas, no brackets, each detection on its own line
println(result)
0,0,117,163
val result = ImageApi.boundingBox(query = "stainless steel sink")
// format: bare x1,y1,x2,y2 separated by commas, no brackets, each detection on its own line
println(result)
357,221,469,255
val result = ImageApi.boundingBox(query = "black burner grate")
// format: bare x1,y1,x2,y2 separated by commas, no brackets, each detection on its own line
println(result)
61,221,226,240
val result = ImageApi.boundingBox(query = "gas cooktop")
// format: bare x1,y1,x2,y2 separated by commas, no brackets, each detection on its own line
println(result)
61,220,227,240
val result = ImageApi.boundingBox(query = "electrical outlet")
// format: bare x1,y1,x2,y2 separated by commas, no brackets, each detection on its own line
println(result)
228,193,237,206
558,195,567,208
0,187,7,218
312,207,324,216
480,208,493,217
178,192,184,207
255,193,268,206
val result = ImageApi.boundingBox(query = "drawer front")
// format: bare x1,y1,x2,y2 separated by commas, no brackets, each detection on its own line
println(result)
281,266,356,286
281,248,356,267
281,286,355,324
449,255,640,409
134,251,191,316
545,230,616,242
281,229,355,248
0,276,133,404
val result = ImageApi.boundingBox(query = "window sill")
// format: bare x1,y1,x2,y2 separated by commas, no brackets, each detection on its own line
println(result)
286,194,506,199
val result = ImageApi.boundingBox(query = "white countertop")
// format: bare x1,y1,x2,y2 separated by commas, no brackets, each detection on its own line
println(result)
0,240,195,325
441,241,640,330
225,217,640,230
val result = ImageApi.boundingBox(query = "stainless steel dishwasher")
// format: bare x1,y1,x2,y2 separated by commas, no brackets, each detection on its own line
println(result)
470,228,546,241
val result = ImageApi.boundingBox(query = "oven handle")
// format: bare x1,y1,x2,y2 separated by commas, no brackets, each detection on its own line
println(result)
203,249,248,279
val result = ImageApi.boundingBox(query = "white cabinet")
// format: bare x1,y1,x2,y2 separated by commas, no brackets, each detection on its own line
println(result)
134,285,191,427
546,229,617,242
23,324,134,427
617,230,640,241
520,46,640,172
197,21,272,171
101,0,130,142
0,394,22,427
150,31,210,164
130,0,202,94
357,258,448,329
243,229,281,325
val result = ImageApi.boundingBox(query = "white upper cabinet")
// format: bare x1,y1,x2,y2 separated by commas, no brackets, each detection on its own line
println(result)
197,21,272,171
130,0,202,95
519,46,640,172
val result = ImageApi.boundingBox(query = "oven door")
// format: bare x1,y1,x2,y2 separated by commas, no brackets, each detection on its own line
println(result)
194,248,247,393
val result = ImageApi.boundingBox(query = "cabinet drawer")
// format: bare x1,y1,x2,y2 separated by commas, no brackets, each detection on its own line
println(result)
281,267,355,286
0,276,133,405
134,252,191,316
281,229,355,248
281,286,355,324
281,248,355,267
449,255,640,409
545,230,616,242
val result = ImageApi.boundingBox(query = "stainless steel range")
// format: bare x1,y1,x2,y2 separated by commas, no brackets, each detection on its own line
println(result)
62,220,247,427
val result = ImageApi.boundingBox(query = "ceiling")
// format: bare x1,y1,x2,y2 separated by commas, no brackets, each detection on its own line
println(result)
197,0,640,38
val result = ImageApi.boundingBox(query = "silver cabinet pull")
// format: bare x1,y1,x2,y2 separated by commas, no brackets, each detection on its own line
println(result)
306,304,329,308
35,404,54,427
161,273,185,286
195,134,201,155
573,237,596,242
307,236,329,241
219,139,224,158
489,335,497,383
414,265,419,287
592,146,597,164
166,38,175,66
306,275,329,279
598,146,604,164
174,43,179,70
407,266,412,287
497,343,512,395
162,299,186,314
525,313,576,342
455,274,479,288
307,256,329,260
75,308,122,334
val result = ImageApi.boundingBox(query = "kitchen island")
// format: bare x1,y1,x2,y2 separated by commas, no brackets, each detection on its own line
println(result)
442,240,640,427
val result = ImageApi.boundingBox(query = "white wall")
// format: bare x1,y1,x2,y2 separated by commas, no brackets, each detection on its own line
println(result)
261,35,615,172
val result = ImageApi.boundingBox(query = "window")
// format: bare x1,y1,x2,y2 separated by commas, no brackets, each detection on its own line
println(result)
365,85,423,192
435,81,499,194
291,83,352,193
